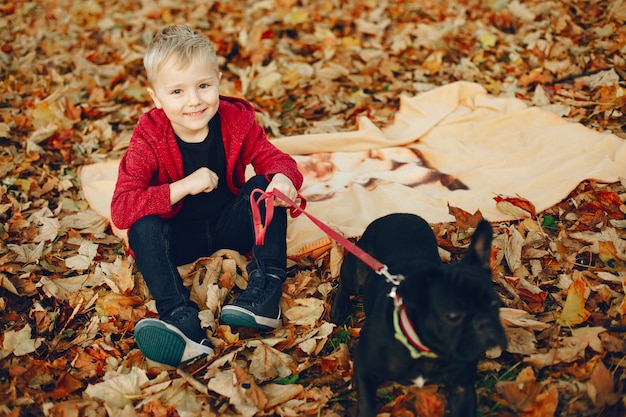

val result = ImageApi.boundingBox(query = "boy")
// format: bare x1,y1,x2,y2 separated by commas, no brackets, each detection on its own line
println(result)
111,25,303,367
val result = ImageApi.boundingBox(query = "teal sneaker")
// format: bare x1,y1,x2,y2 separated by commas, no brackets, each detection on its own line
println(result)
220,271,283,330
134,318,213,367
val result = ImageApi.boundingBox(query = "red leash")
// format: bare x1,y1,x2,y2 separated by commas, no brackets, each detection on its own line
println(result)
250,188,404,285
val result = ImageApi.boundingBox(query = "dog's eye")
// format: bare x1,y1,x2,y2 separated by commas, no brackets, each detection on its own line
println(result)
490,300,500,309
445,311,464,324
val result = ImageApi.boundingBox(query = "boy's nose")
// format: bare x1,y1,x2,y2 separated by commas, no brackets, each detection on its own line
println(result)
188,90,201,104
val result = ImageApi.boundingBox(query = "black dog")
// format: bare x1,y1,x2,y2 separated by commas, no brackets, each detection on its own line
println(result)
330,213,508,417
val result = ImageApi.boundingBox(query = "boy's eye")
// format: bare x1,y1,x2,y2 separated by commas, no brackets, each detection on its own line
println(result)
199,83,210,89
171,89,182,94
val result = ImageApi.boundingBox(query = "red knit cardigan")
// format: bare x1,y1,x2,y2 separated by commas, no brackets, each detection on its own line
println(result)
110,95,303,231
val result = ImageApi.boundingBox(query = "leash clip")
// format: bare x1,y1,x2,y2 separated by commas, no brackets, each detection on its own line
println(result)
387,285,403,306
376,264,404,286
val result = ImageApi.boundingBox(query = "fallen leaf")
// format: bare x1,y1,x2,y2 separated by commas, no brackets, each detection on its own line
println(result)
283,297,325,326
0,325,44,360
0,274,19,295
95,256,134,294
558,278,591,326
447,204,484,231
248,342,295,382
84,366,149,408
494,194,537,218
570,326,606,353
7,242,45,264
97,292,147,322
495,366,559,417
65,241,99,271
233,367,269,414
414,390,445,417
587,360,620,407
504,225,524,272
263,383,305,408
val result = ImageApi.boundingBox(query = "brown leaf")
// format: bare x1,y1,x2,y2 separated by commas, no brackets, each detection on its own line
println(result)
49,373,84,400
495,367,559,417
248,343,295,382
588,360,620,407
233,367,269,410
447,204,484,231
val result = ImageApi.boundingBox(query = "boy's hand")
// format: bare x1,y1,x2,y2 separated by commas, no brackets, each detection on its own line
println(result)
186,167,219,194
266,173,297,207
170,167,218,205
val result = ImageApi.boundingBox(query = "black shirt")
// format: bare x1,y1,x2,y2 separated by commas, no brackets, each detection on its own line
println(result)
175,115,235,222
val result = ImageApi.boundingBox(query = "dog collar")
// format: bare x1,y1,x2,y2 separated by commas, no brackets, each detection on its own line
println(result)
392,293,438,359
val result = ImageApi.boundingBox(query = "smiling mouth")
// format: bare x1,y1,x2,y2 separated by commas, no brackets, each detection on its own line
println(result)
185,109,206,117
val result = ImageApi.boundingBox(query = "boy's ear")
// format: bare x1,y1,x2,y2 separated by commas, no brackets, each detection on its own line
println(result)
147,87,162,109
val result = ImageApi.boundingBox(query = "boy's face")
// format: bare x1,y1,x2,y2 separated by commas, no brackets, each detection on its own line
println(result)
147,56,222,143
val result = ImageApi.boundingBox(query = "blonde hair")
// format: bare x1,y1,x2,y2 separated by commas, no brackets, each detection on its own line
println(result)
143,25,219,84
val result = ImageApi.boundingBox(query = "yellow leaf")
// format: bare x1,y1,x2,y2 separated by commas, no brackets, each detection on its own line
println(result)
32,101,56,125
14,178,33,193
285,9,309,24
558,279,591,326
341,36,361,47
422,50,443,75
479,31,498,49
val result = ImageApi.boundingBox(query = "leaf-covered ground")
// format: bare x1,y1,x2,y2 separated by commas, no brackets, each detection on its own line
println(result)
1,1,625,416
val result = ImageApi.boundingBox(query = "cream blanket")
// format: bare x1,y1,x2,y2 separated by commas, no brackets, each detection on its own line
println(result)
81,82,626,259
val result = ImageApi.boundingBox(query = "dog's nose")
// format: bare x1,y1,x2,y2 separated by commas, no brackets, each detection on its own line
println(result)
473,316,508,348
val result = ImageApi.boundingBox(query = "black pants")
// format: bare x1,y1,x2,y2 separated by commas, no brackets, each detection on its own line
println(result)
128,175,288,317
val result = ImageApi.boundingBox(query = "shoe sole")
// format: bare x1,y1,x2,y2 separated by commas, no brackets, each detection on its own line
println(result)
134,318,213,367
220,305,282,330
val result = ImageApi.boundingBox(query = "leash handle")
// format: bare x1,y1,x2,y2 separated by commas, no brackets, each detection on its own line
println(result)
250,188,306,246
250,188,274,246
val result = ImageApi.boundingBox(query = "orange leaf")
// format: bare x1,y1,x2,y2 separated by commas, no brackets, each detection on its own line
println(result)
594,189,623,208
414,390,445,417
97,292,147,322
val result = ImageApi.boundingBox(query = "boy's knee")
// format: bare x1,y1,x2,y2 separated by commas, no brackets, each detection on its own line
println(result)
129,215,168,244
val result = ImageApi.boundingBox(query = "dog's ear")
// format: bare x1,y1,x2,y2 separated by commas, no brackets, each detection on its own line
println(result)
463,220,493,270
